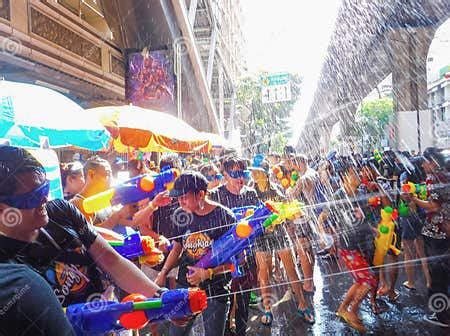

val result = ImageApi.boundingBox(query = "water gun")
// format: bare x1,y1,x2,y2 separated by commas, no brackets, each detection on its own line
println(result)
398,200,409,217
108,232,164,266
368,196,381,207
193,201,303,278
401,182,428,200
373,149,382,163
373,206,401,266
272,165,291,189
290,171,299,187
232,205,256,221
66,288,207,336
83,168,179,214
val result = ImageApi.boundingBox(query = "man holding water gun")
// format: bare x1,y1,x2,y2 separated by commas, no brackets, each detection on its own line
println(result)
0,146,188,335
154,172,236,336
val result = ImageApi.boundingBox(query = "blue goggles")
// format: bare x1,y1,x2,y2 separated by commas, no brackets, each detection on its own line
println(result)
227,170,250,179
0,180,50,209
205,173,223,182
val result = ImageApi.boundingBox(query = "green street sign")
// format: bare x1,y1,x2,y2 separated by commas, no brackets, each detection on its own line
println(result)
260,73,290,86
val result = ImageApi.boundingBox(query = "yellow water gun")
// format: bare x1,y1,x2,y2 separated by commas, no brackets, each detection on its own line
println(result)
373,206,401,266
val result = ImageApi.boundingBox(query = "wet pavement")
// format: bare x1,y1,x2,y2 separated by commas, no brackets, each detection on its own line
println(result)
244,256,448,335
151,255,448,335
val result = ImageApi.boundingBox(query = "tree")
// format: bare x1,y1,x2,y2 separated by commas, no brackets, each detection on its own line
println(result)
354,98,394,151
235,72,301,156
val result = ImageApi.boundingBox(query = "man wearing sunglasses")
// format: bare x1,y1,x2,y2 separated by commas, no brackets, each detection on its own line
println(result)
209,157,259,336
0,146,169,333
0,146,75,335
200,163,223,190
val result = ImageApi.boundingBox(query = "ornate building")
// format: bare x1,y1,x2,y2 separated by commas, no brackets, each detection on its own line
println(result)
0,0,245,134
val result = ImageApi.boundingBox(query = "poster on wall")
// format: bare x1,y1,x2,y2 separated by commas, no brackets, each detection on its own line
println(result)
126,50,175,112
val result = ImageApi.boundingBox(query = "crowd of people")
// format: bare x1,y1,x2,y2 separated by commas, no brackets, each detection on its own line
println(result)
0,144,449,335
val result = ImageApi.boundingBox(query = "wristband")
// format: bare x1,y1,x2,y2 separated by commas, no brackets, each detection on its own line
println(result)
148,202,159,212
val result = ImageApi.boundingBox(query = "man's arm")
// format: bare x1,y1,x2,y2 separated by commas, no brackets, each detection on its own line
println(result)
88,234,160,297
155,241,183,286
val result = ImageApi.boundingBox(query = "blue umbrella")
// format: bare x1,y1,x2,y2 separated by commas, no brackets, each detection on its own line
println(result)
0,80,109,150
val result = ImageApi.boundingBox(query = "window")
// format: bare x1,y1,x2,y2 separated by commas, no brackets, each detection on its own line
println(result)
0,0,10,21
57,0,113,40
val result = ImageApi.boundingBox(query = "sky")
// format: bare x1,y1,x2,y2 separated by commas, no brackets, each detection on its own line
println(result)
240,2,449,147
240,0,342,145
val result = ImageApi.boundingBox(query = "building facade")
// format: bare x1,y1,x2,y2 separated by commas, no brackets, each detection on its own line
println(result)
428,65,450,147
0,0,245,136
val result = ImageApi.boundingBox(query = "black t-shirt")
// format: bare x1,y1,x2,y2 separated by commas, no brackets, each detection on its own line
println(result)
209,185,260,289
0,261,75,336
209,185,259,208
0,199,106,307
174,205,235,303
150,199,180,271
152,198,179,239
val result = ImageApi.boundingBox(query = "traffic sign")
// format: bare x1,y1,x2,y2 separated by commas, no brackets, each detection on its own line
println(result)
260,73,292,104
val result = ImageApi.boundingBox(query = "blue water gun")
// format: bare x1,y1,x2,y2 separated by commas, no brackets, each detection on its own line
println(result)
66,288,207,336
231,205,256,221
108,232,164,266
82,168,179,214
193,201,302,277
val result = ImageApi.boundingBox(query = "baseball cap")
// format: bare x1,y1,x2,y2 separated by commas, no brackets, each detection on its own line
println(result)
168,171,208,197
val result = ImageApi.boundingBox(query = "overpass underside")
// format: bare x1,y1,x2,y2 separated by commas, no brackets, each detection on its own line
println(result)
298,0,450,155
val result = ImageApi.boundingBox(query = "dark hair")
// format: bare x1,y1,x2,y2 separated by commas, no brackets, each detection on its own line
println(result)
335,159,357,179
404,157,426,183
83,156,110,176
168,171,208,197
199,163,219,177
0,146,44,196
283,145,296,156
60,162,83,189
223,157,247,172
128,159,148,175
423,147,445,168
289,154,308,166
159,153,182,171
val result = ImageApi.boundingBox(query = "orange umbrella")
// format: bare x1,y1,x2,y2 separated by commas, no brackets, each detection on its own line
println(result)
87,105,211,153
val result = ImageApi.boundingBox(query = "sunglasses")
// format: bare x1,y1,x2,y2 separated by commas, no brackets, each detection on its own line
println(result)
205,173,223,182
0,179,50,209
227,170,250,179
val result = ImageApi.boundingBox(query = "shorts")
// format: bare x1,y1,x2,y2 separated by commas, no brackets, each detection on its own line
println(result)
400,215,424,240
253,225,292,253
339,248,378,289
141,264,179,281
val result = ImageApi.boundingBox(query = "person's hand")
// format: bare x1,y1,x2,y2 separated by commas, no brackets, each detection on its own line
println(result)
155,271,168,287
152,191,172,208
371,226,379,238
400,192,412,202
156,235,171,252
186,266,209,286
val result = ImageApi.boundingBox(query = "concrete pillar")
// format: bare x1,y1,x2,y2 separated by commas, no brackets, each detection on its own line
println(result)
218,63,224,132
389,26,435,153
